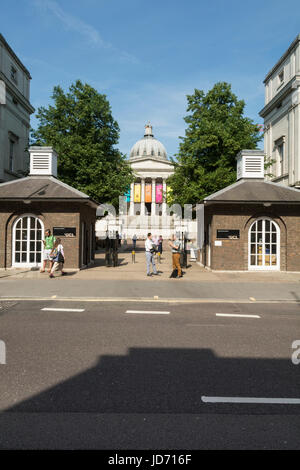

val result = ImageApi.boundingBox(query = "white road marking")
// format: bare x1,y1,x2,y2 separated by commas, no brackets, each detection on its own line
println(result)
41,308,85,312
201,396,300,404
216,313,261,318
125,310,170,315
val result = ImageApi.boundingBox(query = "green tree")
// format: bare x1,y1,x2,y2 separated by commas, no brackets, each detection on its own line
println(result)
31,80,133,206
168,82,262,205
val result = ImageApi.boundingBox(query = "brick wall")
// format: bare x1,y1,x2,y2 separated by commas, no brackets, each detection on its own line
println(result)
203,204,299,271
0,201,96,269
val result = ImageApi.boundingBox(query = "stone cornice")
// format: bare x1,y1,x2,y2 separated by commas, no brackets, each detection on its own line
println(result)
0,71,35,114
263,34,300,84
0,34,31,79
259,76,300,118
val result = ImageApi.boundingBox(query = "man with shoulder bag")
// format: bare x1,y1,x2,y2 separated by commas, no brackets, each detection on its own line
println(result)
145,233,159,277
169,234,182,278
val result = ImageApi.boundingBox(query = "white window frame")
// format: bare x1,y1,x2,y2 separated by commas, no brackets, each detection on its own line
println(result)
12,214,44,267
248,217,280,271
274,136,286,177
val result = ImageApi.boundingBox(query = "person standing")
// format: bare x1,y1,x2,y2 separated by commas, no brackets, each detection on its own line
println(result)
49,238,66,278
132,234,137,251
169,234,182,278
40,229,56,273
145,233,159,277
158,235,163,255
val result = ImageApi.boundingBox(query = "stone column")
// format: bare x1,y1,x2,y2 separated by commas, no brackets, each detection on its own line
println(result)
151,178,156,217
129,182,134,216
141,178,145,216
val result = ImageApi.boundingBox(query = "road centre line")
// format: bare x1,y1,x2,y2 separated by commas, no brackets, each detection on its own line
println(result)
201,396,300,404
125,310,170,315
41,308,85,312
216,313,261,318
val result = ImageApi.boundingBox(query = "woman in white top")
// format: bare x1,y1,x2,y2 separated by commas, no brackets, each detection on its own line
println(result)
49,238,66,278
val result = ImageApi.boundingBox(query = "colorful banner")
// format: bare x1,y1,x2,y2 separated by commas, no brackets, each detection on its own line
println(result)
166,185,172,204
134,183,141,203
124,188,130,202
145,183,152,203
156,183,163,203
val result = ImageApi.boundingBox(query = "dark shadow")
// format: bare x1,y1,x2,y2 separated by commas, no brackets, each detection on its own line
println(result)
4,347,300,415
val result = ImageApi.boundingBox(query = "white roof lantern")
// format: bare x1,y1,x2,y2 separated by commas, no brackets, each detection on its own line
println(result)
29,146,58,177
236,149,265,181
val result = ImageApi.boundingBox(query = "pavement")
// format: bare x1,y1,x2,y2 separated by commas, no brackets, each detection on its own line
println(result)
1,242,300,303
0,300,299,449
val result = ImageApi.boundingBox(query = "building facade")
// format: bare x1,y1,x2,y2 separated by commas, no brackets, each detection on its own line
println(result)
260,34,300,187
0,34,34,182
0,147,97,270
198,150,300,271
96,124,182,239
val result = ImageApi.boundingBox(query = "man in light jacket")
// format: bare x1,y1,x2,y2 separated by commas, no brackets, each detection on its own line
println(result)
145,232,159,277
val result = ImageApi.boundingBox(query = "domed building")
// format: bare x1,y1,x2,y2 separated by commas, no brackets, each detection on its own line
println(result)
127,123,174,219
95,123,176,239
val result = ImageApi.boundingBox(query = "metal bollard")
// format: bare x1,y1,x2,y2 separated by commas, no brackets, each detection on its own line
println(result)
132,251,135,263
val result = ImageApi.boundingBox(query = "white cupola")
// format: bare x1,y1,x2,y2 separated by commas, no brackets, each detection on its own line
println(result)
129,123,168,160
29,146,57,177
236,149,265,181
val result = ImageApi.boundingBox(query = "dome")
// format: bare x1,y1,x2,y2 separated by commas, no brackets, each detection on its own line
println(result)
129,124,167,160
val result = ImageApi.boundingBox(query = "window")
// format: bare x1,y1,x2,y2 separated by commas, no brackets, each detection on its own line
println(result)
275,136,285,176
9,139,14,172
278,69,284,87
248,218,280,270
278,142,284,174
10,65,17,84
13,215,44,267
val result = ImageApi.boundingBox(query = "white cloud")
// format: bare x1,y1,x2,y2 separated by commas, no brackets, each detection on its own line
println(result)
32,0,138,63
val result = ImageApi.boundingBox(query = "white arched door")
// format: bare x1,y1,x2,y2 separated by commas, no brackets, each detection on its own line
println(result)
248,218,280,270
12,215,44,267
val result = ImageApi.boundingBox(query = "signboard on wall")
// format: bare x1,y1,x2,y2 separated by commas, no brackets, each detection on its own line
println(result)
53,227,77,237
217,229,240,239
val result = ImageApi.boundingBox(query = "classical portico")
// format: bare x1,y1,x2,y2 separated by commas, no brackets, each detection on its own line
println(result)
128,124,174,220
95,124,177,239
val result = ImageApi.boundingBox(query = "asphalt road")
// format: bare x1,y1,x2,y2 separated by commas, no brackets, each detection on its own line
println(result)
0,300,299,449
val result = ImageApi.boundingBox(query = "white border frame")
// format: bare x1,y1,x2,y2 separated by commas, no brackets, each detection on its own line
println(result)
248,217,280,271
12,214,44,268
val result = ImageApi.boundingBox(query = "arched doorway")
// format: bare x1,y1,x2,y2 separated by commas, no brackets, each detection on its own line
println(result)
12,215,44,267
248,217,280,270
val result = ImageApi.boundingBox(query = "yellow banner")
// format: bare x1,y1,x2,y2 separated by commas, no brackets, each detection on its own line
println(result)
166,185,173,204
134,183,141,203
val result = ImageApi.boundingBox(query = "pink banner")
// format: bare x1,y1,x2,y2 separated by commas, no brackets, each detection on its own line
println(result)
156,184,163,203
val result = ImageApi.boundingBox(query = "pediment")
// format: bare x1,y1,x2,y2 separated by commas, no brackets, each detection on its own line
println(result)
130,157,174,171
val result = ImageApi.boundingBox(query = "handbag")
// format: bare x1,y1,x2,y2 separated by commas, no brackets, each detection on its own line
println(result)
53,249,64,263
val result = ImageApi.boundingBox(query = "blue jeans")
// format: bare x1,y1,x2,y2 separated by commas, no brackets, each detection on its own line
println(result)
146,252,157,275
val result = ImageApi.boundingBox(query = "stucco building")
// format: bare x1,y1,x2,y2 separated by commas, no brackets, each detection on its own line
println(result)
260,34,300,187
0,34,34,182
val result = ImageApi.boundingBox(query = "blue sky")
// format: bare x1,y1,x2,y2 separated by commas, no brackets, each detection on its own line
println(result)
2,0,300,157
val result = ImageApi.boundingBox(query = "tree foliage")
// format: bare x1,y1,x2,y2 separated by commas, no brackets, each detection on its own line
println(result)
168,82,262,205
31,80,133,206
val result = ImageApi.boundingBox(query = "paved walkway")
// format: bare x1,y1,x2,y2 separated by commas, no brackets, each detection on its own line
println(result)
1,242,300,302
1,240,300,283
